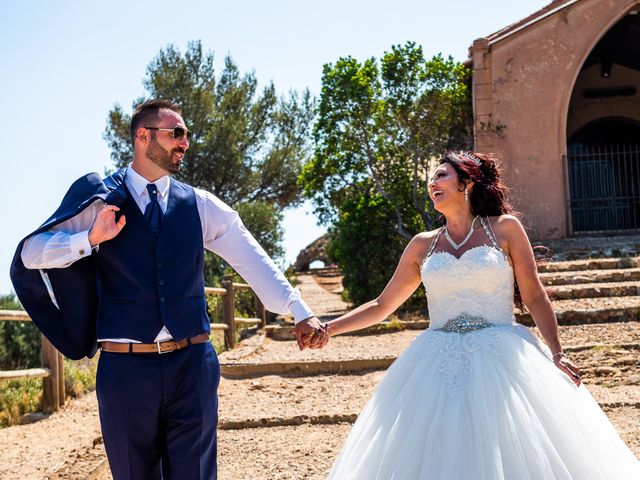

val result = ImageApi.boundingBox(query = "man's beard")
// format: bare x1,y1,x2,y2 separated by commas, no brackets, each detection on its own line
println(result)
146,137,184,174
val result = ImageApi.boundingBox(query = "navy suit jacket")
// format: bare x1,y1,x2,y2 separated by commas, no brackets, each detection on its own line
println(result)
10,168,128,359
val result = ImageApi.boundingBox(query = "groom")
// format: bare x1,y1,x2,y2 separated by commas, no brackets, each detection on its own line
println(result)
10,99,328,479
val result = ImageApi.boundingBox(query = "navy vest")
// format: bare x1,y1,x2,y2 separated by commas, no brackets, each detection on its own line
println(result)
95,179,210,342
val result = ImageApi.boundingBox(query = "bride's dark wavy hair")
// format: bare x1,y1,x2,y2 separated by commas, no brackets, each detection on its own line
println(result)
439,151,516,217
437,151,550,311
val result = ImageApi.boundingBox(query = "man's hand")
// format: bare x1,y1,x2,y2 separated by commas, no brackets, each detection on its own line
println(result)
293,316,329,351
88,205,126,247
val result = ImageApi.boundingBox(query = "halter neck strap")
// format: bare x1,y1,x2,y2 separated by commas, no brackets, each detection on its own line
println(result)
479,217,506,258
425,227,444,258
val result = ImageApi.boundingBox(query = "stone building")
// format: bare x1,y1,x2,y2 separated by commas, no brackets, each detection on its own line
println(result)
470,0,640,239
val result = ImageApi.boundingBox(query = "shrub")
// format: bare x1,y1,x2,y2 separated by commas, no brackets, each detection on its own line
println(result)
327,192,427,309
0,294,40,370
0,379,41,427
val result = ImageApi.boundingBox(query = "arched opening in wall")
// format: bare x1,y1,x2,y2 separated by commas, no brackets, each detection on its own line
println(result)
566,10,640,233
309,260,326,270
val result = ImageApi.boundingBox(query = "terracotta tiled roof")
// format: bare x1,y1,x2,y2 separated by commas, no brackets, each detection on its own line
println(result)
484,0,580,44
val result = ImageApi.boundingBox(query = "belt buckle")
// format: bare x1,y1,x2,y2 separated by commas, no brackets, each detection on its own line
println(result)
156,341,170,354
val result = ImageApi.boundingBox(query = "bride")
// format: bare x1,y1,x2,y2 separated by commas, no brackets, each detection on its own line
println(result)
313,151,640,479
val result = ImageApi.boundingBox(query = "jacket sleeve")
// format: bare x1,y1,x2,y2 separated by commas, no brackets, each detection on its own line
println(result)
21,201,102,269
9,172,115,359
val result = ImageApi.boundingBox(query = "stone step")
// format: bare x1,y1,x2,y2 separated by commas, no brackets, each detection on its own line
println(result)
309,267,342,277
547,281,640,300
304,257,640,278
301,260,640,295
218,347,640,425
528,296,640,326
538,257,639,273
539,267,640,285
220,343,640,379
222,322,640,378
266,296,640,340
532,235,640,261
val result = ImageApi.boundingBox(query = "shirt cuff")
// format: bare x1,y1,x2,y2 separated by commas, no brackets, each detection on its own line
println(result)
290,298,315,324
69,231,93,259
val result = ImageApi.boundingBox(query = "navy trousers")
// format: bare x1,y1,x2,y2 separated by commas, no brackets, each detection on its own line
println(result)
96,341,220,480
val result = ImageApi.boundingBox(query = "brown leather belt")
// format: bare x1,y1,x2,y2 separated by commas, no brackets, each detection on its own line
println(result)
100,333,210,354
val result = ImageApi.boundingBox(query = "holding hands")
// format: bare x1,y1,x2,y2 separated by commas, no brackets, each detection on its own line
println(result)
293,316,330,351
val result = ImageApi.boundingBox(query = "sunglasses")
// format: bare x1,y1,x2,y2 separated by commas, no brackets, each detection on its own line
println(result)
145,126,192,142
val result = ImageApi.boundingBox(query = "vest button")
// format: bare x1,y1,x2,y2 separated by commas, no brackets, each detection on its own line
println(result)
160,297,166,302
158,280,165,285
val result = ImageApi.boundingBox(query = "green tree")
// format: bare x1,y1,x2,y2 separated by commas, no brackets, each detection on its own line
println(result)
105,41,314,284
326,193,412,306
300,42,472,304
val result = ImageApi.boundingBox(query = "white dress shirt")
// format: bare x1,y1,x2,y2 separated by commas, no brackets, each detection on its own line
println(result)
21,165,313,342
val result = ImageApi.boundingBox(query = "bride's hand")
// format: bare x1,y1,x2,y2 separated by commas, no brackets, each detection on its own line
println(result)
554,353,581,386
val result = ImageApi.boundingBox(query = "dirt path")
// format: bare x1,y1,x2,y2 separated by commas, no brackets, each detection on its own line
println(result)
0,394,103,480
2,258,640,479
294,273,350,319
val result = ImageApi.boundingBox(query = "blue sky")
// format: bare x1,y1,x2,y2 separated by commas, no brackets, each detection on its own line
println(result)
0,0,550,294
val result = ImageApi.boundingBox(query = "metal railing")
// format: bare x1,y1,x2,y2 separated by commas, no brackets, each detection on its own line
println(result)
568,143,640,233
0,274,268,413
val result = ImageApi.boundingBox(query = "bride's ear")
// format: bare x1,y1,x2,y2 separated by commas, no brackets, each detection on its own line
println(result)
458,180,474,193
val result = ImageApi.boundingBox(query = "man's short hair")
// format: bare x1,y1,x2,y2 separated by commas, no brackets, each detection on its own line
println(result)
130,99,182,145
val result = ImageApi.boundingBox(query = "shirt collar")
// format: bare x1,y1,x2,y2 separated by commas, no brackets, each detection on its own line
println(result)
126,164,171,199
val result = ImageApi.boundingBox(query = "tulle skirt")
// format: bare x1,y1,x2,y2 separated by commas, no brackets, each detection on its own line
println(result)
328,324,640,479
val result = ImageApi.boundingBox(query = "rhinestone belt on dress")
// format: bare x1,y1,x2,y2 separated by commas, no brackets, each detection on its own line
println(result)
435,313,493,334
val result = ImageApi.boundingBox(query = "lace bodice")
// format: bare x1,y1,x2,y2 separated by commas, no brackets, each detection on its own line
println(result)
420,245,517,329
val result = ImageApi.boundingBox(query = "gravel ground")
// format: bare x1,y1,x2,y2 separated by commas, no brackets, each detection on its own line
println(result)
4,259,640,480
95,408,640,480
4,326,639,480
604,406,640,455
219,372,386,423
217,406,640,480
545,322,640,348
218,423,351,480
221,322,640,366
219,369,640,426
222,406,640,480
88,404,640,480
0,394,103,480
570,346,640,389
219,331,420,365
551,295,640,311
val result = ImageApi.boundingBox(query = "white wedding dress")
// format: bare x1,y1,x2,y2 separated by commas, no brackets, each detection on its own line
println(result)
328,223,640,479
